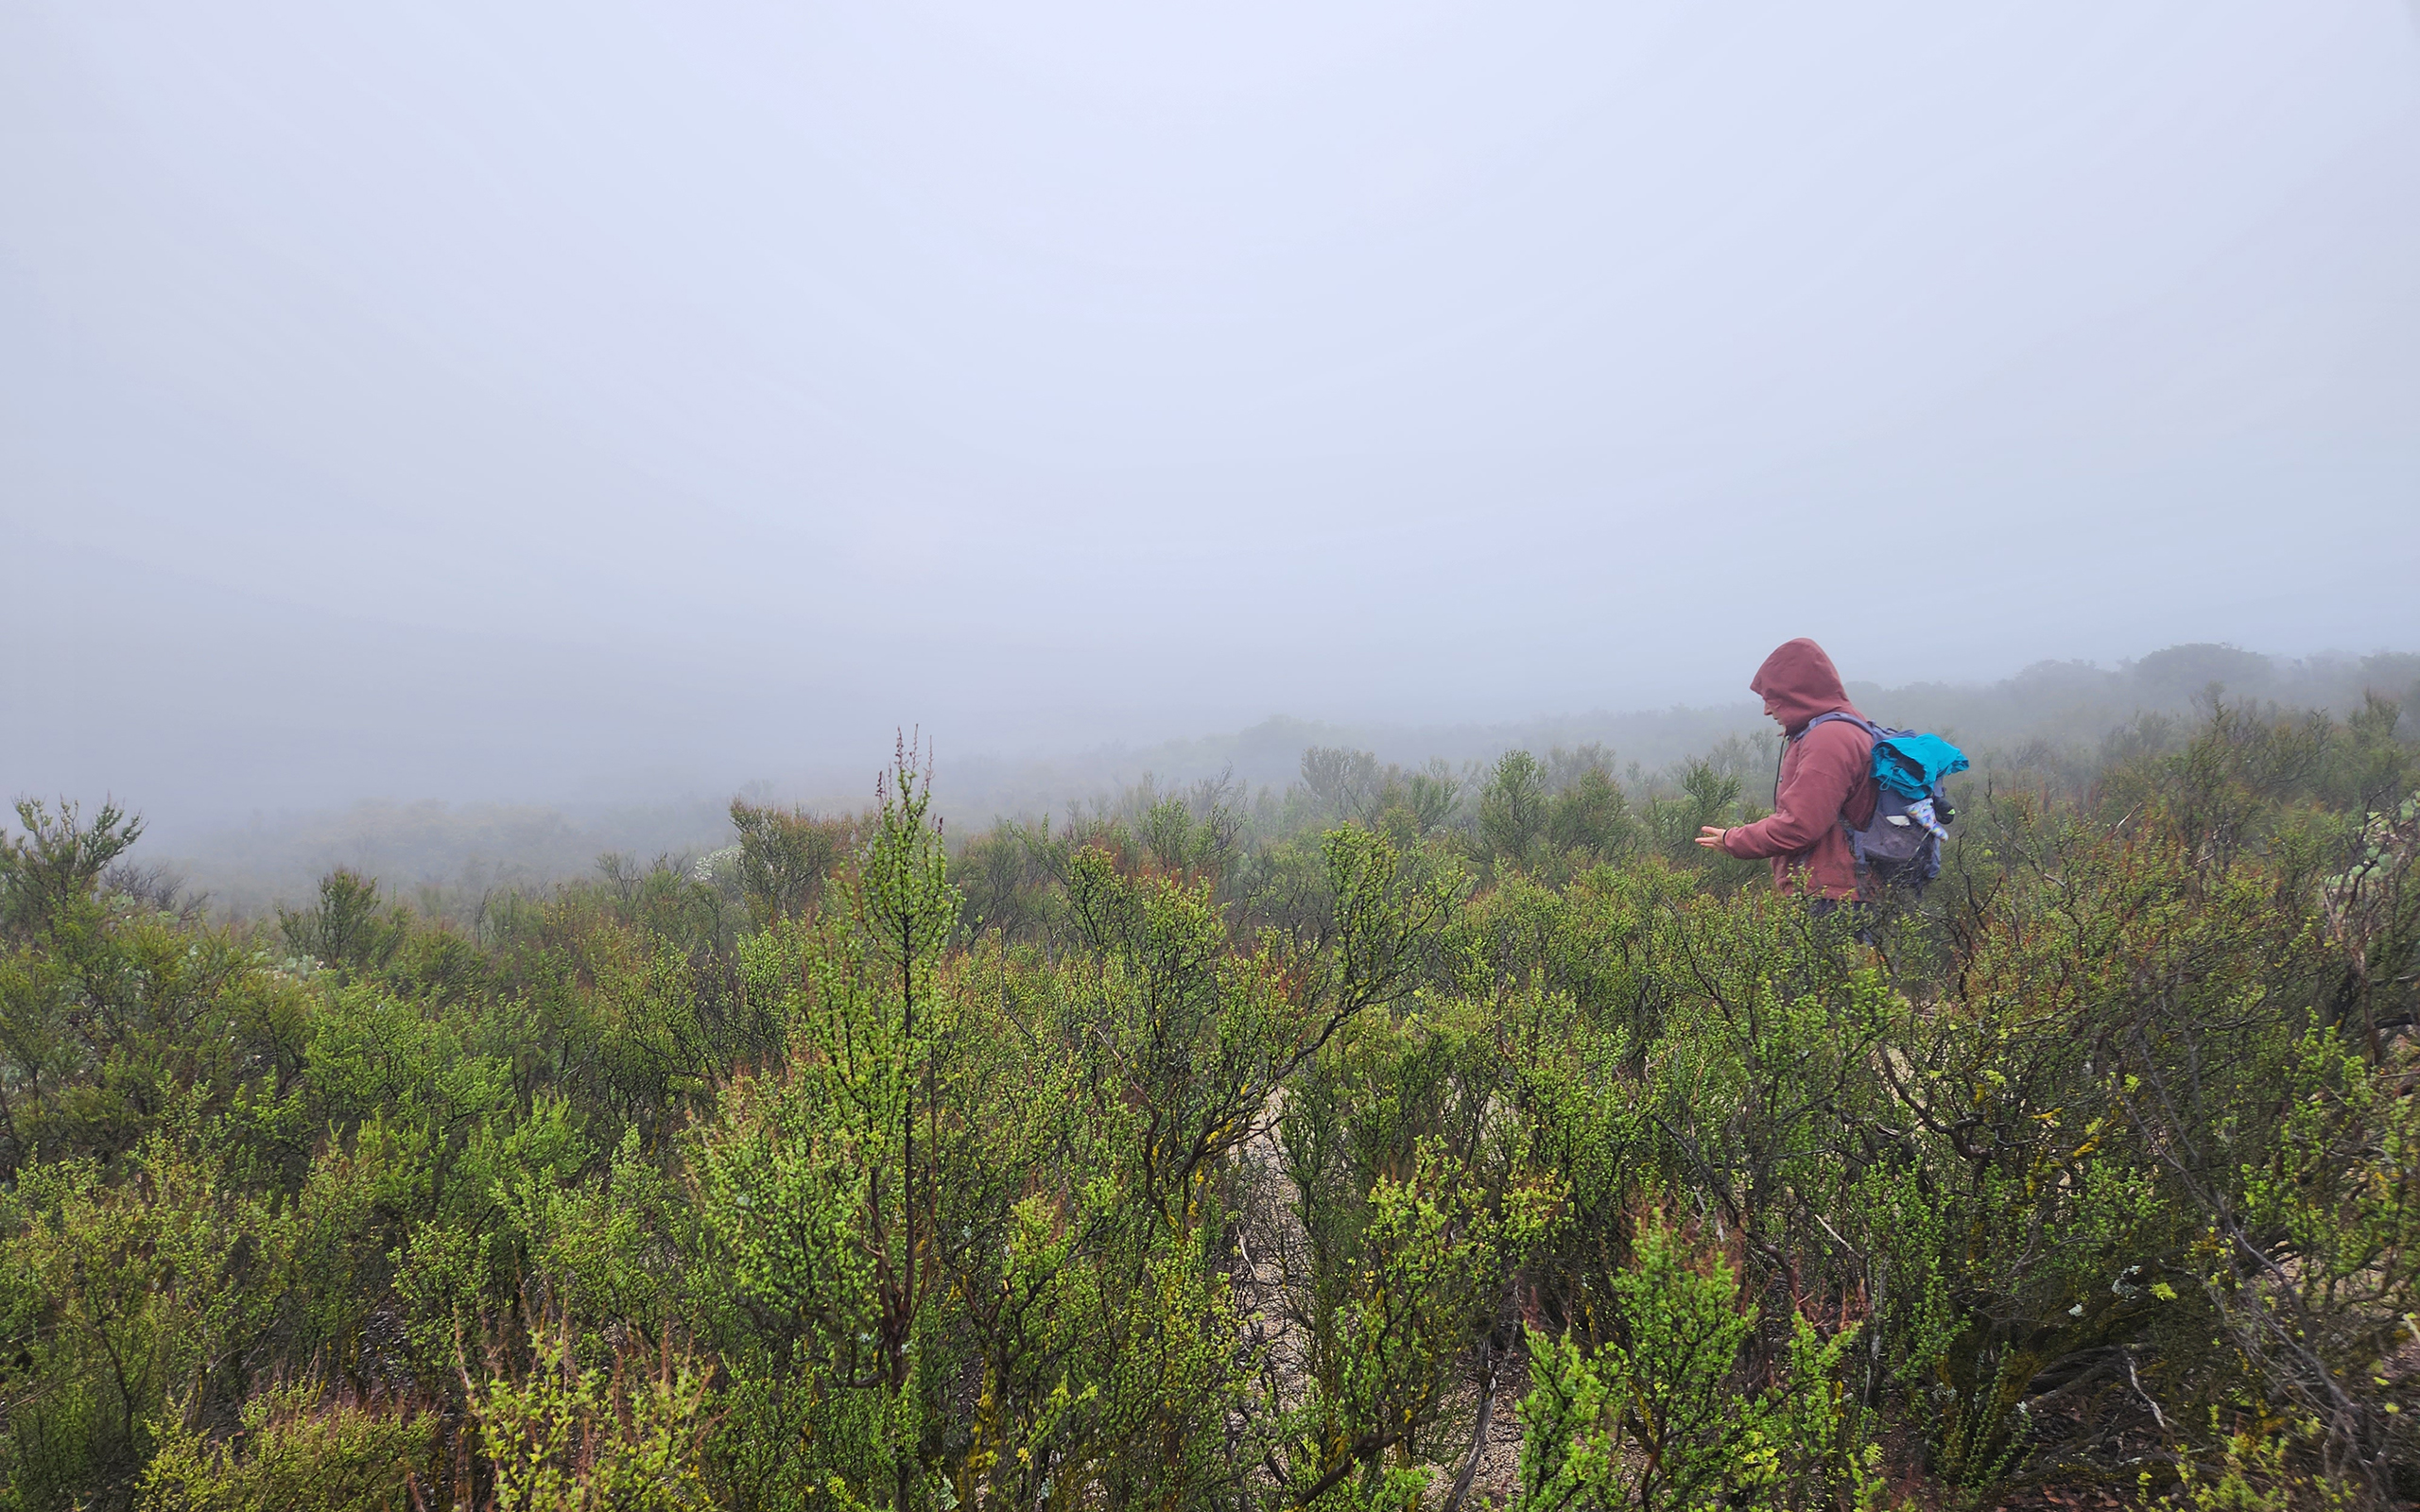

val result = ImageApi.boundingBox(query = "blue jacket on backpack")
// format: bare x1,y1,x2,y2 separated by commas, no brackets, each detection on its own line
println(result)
1805,713,1970,884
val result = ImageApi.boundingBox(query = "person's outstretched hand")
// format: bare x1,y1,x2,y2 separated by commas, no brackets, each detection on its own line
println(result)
1695,826,1727,849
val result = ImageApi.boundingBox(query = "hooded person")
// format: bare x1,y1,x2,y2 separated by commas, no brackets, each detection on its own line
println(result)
1694,637,1877,901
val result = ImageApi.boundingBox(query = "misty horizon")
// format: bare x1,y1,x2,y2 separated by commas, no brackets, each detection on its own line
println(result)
81,636,2420,922
14,630,2420,843
9,3,2420,833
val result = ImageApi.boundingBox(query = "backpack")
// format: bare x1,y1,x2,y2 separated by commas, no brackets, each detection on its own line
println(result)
1801,713,1970,885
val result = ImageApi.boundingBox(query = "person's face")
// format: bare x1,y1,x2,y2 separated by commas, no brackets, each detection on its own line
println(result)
1761,693,1785,727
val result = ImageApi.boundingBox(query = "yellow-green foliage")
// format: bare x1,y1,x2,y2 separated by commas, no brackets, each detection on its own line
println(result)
1517,1213,1883,1512
467,1319,717,1512
137,1385,432,1512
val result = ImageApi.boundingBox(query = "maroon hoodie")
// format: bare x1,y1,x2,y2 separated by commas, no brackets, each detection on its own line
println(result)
1718,638,1877,900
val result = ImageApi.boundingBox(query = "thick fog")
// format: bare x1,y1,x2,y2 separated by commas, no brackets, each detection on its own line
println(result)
7,2,2420,835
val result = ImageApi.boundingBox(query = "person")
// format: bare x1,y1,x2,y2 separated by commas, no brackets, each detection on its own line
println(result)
1692,637,1877,906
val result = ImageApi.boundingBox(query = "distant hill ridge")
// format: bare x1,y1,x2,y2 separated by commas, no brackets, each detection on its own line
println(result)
148,643,2420,918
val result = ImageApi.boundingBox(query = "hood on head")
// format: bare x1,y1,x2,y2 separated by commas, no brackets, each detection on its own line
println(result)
1750,638,1855,734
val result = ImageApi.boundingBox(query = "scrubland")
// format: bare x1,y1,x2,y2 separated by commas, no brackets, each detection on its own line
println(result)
4,687,2418,1510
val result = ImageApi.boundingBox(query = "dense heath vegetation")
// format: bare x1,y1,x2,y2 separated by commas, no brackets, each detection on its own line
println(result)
4,696,2418,1511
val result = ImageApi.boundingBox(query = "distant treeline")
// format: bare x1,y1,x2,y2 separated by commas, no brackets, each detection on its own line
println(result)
151,643,2420,924
2,672,2417,1509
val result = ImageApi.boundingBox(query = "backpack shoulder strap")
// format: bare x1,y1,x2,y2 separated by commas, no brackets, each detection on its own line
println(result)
1800,711,1880,742
1775,713,1884,809
1796,713,1887,850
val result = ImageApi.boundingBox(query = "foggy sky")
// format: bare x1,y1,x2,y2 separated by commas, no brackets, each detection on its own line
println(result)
7,2,2420,830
